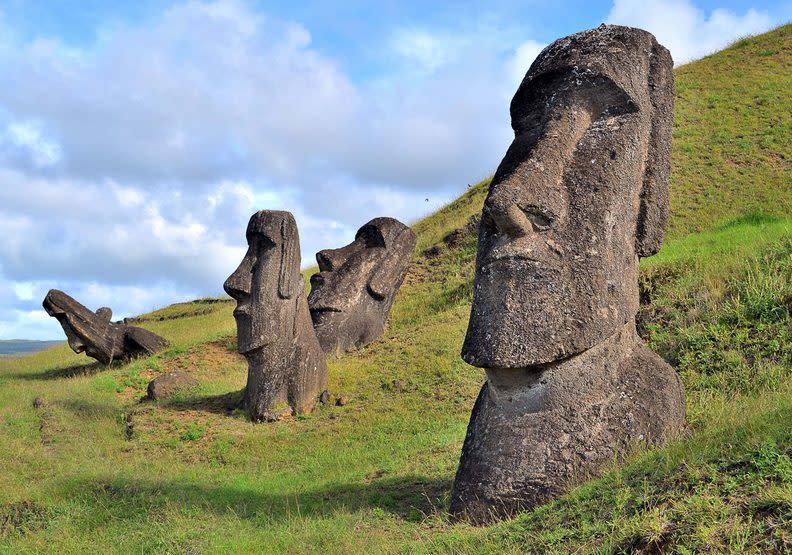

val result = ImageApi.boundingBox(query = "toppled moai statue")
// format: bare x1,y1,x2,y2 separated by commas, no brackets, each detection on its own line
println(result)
43,289,167,364
450,25,686,524
224,210,327,421
308,217,416,354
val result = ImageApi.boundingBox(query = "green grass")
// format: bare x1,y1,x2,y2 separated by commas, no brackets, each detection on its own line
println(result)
0,214,788,554
0,24,789,555
669,24,791,236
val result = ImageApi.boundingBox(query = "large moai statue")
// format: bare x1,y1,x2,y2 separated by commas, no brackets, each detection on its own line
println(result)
308,217,416,354
43,289,167,364
224,210,327,421
450,25,686,524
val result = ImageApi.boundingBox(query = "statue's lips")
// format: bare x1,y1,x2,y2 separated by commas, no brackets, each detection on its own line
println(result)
310,306,343,314
69,340,86,353
481,241,561,272
233,304,250,318
481,254,550,271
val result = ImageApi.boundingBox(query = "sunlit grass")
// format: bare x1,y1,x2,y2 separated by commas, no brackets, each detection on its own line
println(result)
0,23,789,554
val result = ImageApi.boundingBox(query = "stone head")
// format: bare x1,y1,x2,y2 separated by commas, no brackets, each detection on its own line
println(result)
43,289,119,364
308,217,416,352
462,25,674,368
224,210,303,355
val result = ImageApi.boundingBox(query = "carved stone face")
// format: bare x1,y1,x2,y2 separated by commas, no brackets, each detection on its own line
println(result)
43,289,167,364
43,289,121,364
224,211,301,355
462,25,674,369
308,217,416,353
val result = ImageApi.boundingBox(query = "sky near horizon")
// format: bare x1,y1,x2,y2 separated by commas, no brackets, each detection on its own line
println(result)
0,0,788,340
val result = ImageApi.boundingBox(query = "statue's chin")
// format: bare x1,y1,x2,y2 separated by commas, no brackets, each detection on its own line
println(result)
462,324,579,368
237,337,270,356
463,263,588,367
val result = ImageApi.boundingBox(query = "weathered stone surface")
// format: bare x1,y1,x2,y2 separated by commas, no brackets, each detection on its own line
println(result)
224,210,327,422
147,371,199,400
308,217,416,354
451,25,685,524
43,289,167,365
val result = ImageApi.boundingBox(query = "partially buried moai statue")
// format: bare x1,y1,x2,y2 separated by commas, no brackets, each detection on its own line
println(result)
43,289,167,364
224,210,327,421
308,217,416,354
450,25,686,524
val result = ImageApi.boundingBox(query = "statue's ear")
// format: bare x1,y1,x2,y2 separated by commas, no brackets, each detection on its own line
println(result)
278,217,301,299
636,40,674,258
367,228,417,300
96,307,113,321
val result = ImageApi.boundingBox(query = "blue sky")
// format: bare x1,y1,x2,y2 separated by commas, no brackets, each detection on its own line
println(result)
0,0,787,339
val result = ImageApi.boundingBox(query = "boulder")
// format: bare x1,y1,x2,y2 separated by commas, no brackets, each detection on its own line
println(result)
147,371,199,400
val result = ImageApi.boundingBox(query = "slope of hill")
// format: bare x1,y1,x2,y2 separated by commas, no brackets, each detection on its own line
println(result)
0,25,790,554
669,23,791,236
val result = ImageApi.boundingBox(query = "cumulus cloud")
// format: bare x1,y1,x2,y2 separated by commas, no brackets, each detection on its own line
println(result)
607,0,773,64
508,40,546,84
390,28,469,75
3,121,62,167
1,0,777,339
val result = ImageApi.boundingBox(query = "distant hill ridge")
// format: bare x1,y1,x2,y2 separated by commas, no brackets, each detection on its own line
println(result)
0,339,63,356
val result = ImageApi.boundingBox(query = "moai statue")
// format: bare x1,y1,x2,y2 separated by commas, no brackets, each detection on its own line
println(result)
450,25,686,524
224,210,327,421
308,217,416,354
43,289,167,364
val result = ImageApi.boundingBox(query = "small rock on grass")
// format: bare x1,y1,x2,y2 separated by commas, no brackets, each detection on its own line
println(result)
147,371,199,400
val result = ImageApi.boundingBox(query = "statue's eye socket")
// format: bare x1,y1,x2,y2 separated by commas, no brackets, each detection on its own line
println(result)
356,227,386,248
254,235,277,251
521,206,553,231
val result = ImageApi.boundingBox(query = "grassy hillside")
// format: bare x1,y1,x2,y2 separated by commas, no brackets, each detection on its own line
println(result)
0,25,790,554
670,24,791,236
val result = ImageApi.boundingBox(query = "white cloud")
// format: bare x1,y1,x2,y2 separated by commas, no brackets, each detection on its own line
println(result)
113,184,145,207
607,0,773,64
13,282,35,301
391,29,468,74
4,121,62,167
508,40,546,86
5,0,773,339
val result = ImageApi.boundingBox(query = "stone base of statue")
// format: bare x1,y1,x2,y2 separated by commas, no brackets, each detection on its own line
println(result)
449,324,685,525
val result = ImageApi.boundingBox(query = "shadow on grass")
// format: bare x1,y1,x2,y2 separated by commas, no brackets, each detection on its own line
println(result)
76,474,452,523
58,398,121,419
11,361,109,381
155,389,244,415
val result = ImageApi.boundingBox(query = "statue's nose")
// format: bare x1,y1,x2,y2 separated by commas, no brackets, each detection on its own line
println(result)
224,254,254,300
485,187,534,239
316,250,337,271
316,243,357,272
